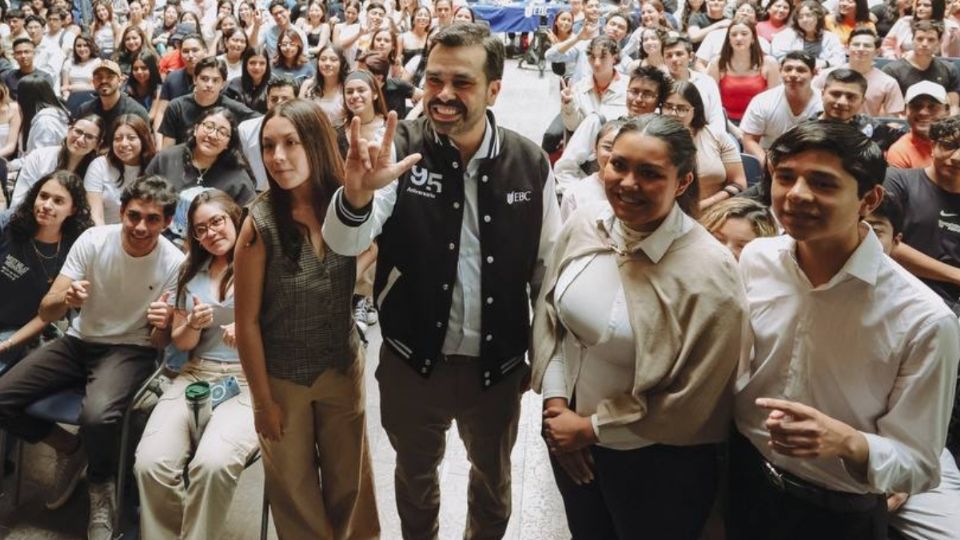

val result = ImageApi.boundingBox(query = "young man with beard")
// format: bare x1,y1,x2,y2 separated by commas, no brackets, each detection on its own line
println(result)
731,120,960,539
887,81,949,168
74,60,150,146
554,64,671,195
0,176,184,540
325,22,560,540
740,50,823,164
159,56,255,148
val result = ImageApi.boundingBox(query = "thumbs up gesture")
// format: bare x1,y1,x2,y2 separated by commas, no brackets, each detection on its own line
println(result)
147,291,175,330
186,295,214,331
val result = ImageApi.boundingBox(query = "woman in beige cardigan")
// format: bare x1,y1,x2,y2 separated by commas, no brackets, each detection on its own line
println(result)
532,114,751,539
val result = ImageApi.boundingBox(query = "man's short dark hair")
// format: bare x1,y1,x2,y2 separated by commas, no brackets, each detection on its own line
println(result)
6,8,24,20
427,22,504,83
121,176,179,217
825,68,867,96
47,8,66,20
911,18,944,39
629,64,671,108
661,35,693,54
269,0,288,12
848,27,880,49
930,115,960,142
870,193,904,236
181,33,205,47
267,76,300,96
587,34,619,61
766,120,886,197
12,37,34,50
24,14,44,27
782,50,816,70
195,56,226,80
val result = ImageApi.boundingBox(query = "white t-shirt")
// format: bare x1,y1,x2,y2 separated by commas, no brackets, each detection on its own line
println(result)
739,86,823,149
60,224,185,346
84,156,144,224
9,145,62,210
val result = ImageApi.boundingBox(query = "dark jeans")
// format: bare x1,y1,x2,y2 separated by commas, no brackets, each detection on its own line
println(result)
726,432,888,540
0,335,157,482
552,442,721,540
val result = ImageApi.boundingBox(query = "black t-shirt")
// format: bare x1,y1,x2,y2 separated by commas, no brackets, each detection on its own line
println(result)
384,78,415,118
144,143,256,205
75,94,150,142
223,77,270,114
0,212,67,329
881,58,960,96
2,68,54,100
160,68,194,101
884,167,960,303
159,94,258,144
688,12,723,29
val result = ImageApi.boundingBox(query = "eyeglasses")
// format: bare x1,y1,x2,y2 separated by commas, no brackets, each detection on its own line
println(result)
627,89,659,102
192,214,228,239
199,121,231,140
662,103,692,115
70,126,99,143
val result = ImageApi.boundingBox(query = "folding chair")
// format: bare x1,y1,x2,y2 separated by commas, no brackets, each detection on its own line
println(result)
740,153,764,188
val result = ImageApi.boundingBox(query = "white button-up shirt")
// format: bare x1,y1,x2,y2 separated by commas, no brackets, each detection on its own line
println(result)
736,230,960,495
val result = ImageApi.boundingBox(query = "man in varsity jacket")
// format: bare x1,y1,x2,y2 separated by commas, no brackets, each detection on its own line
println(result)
324,22,561,540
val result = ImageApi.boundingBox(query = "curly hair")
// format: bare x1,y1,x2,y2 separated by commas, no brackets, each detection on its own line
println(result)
8,170,94,244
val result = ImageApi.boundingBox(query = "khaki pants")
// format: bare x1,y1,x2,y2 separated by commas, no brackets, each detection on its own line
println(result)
377,345,527,540
135,358,259,540
260,361,379,540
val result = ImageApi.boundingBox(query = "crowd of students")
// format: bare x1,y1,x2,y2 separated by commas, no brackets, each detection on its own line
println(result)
0,0,957,538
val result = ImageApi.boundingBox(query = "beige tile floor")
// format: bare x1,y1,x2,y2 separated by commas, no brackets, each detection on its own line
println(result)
0,58,572,539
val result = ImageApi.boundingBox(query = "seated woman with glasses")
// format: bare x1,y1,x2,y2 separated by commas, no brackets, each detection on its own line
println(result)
9,115,103,210
145,107,256,238
134,189,259,540
661,81,747,211
0,171,93,370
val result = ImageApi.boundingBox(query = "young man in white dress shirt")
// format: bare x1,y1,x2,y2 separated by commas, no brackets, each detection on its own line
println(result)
730,120,960,539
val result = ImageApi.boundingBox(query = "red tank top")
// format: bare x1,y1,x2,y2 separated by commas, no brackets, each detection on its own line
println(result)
719,72,769,121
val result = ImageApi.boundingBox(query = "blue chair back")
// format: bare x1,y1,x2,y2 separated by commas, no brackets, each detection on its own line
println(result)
741,153,764,187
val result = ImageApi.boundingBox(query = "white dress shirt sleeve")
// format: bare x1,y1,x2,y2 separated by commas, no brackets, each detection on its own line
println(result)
856,314,960,494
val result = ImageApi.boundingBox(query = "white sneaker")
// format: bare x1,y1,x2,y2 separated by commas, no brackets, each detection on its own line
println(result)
363,300,379,326
87,480,115,540
45,446,87,510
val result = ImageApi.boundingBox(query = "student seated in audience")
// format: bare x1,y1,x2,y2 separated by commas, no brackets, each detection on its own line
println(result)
159,56,256,148
560,35,627,134
545,8,632,84
146,106,256,228
770,1,846,70
662,35,726,133
554,65,671,195
124,51,164,127
75,60,150,147
860,194,960,540
699,197,778,260
814,68,905,149
662,81,747,210
532,114,749,539
24,14,65,96
4,38,54,100
695,2,772,70
9,114,102,209
0,171,92,368
17,74,69,153
153,33,207,135
881,0,960,58
224,45,273,115
881,19,960,115
0,176,184,540
238,77,299,192
731,119,960,540
559,118,625,220
705,17,780,126
135,189,259,540
812,27,905,117
85,115,157,225
887,81,949,168
740,50,822,164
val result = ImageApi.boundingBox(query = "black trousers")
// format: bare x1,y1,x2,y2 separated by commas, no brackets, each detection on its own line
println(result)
726,432,888,540
552,442,720,540
0,335,156,482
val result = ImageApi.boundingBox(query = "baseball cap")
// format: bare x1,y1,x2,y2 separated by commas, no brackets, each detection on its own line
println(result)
170,22,196,43
93,59,122,77
905,80,948,105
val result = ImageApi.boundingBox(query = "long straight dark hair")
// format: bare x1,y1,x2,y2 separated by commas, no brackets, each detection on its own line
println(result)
19,74,68,149
176,189,244,307
258,98,344,267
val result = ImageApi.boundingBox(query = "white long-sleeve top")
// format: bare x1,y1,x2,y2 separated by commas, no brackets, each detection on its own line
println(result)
561,74,627,132
735,230,960,495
